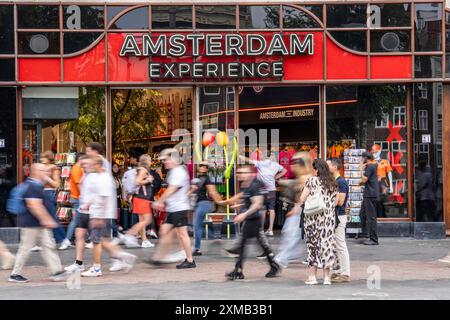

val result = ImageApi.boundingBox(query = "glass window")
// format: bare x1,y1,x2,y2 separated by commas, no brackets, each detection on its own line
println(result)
415,55,442,78
195,6,236,29
63,5,104,30
283,6,320,28
239,6,280,29
0,6,14,54
303,5,322,22
0,59,15,81
110,7,148,30
107,6,128,24
326,85,409,218
327,4,367,28
18,32,60,54
412,83,443,222
371,31,411,53
64,32,102,55
18,5,60,29
152,6,192,29
0,88,17,227
414,3,442,52
369,3,411,28
330,31,367,52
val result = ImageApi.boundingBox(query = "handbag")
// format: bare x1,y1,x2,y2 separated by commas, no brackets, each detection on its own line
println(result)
303,191,326,217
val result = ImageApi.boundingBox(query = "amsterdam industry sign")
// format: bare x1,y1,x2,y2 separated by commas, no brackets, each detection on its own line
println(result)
119,33,314,79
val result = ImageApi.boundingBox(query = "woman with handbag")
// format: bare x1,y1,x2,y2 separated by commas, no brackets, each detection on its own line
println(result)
287,158,337,285
122,154,157,249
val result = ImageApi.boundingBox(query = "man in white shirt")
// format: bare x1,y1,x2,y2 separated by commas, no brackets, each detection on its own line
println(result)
78,155,136,277
240,152,286,237
151,148,196,269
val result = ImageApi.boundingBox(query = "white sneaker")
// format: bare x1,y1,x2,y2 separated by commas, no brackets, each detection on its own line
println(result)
116,252,137,272
265,230,274,237
64,262,85,273
31,246,42,252
124,235,140,248
161,250,186,263
49,271,68,282
274,257,287,269
141,239,155,248
323,277,332,285
1,252,15,270
111,237,122,246
85,242,93,249
58,239,72,251
81,266,102,277
109,259,129,272
149,230,158,239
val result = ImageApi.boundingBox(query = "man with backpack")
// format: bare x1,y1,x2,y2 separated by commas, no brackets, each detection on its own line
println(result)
9,163,67,283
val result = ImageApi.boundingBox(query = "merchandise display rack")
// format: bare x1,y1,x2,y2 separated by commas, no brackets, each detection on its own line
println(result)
343,148,365,236
55,152,77,225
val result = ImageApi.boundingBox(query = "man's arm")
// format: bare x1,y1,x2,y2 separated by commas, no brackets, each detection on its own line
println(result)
275,167,287,180
206,184,223,203
156,185,180,204
336,192,347,206
25,199,56,228
234,194,264,223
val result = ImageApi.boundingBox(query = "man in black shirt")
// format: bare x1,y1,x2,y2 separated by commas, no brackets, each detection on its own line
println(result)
359,152,380,245
220,164,281,280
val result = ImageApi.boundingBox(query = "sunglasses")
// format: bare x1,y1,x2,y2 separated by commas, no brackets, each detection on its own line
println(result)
237,171,251,174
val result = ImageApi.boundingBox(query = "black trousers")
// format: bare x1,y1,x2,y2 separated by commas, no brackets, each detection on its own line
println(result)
360,197,378,243
235,218,276,270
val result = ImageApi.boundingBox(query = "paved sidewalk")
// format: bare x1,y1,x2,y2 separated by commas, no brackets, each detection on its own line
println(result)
1,237,450,299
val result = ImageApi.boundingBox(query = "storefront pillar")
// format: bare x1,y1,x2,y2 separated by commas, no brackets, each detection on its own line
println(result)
442,85,450,232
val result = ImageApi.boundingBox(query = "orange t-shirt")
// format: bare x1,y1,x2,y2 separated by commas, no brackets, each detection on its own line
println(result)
69,164,84,199
377,159,393,179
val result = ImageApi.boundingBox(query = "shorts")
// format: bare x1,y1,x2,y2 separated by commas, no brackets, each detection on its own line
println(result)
90,219,112,244
165,210,189,228
264,191,277,211
132,196,152,215
76,213,90,229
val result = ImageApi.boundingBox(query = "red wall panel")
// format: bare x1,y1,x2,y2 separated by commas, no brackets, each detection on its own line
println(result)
64,39,106,82
370,56,412,79
18,58,60,82
326,36,367,80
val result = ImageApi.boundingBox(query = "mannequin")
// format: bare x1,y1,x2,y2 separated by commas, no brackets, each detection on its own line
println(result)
371,144,394,194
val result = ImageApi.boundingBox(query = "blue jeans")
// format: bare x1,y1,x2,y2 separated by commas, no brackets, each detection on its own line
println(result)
44,189,66,244
65,197,80,242
193,200,213,250
111,219,119,238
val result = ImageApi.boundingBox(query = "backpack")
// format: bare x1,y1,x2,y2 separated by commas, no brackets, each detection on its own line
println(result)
122,168,138,198
7,180,35,215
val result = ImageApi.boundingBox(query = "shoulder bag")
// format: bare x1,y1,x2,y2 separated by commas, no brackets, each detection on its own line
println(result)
303,189,326,217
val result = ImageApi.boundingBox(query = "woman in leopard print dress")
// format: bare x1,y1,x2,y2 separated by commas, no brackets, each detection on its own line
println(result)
293,158,337,285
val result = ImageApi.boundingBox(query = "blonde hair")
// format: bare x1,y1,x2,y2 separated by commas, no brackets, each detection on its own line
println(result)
138,154,151,169
40,150,55,164
91,154,103,167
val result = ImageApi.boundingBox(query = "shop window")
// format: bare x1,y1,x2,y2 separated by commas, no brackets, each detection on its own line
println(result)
0,6,14,54
239,6,280,29
195,6,236,29
370,31,411,53
282,5,320,29
418,110,428,130
414,3,442,52
302,5,322,22
0,88,17,227
393,106,406,127
63,32,103,55
18,5,60,29
413,83,443,222
18,32,60,55
372,3,411,28
326,4,366,28
110,7,148,30
152,6,192,29
375,113,389,128
0,59,15,82
326,84,408,218
329,31,366,52
63,5,105,30
415,55,442,78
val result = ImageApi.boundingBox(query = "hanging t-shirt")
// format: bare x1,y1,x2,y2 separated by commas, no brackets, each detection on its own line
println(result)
279,149,295,178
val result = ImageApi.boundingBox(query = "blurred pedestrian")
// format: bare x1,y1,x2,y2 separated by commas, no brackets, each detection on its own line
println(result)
150,148,196,269
327,158,351,283
0,240,15,270
110,162,125,245
288,158,337,285
9,163,67,283
190,161,222,256
38,151,65,250
80,155,136,277
59,153,85,250
221,164,281,280
275,152,311,269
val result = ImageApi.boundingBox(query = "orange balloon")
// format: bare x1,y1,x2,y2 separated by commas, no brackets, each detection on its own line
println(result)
216,131,229,147
202,132,215,147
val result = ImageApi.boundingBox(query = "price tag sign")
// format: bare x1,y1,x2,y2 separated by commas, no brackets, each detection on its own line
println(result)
422,134,431,144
